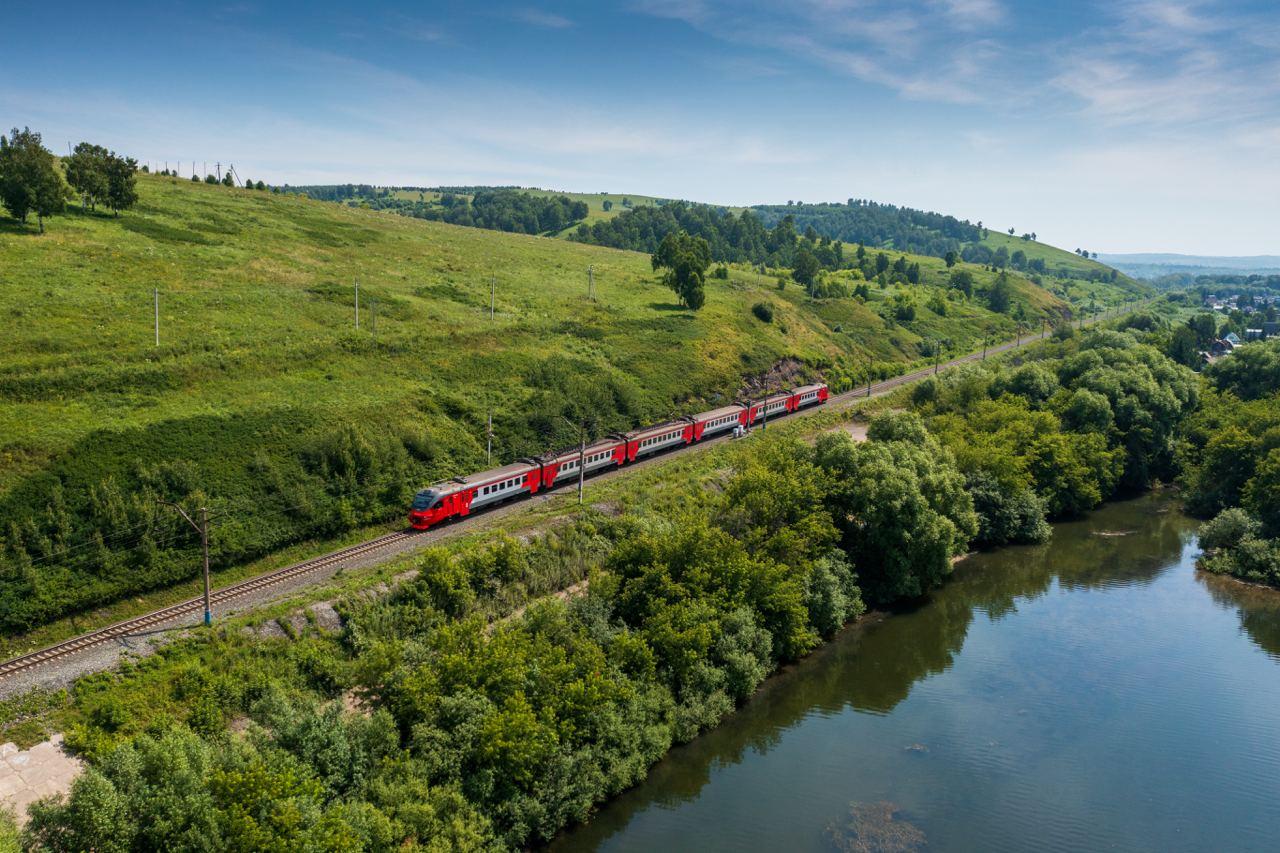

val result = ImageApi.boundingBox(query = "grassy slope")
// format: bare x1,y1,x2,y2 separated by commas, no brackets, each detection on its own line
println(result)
981,231,1149,307
0,173,1079,627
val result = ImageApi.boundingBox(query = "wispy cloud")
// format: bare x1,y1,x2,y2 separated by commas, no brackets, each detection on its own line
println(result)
510,7,575,29
631,0,1013,105
1051,1,1280,127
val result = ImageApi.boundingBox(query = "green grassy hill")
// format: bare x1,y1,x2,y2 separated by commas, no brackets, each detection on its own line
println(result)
0,172,1097,630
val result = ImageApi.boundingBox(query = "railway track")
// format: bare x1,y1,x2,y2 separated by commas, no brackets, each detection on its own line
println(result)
0,309,1130,683
0,530,415,680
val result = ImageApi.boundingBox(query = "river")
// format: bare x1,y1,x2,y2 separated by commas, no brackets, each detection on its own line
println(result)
550,494,1280,852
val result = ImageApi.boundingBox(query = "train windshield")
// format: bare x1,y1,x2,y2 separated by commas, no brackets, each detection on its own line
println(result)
411,490,440,510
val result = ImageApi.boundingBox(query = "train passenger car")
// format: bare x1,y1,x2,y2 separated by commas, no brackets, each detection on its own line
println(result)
692,404,747,441
792,383,830,408
617,418,694,462
539,437,626,486
746,390,794,424
409,460,541,530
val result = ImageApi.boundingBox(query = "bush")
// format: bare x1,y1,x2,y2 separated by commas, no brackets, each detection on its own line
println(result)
751,302,773,323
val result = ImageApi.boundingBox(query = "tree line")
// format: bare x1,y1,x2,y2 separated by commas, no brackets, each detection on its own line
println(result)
0,127,139,232
290,186,591,236
750,199,981,258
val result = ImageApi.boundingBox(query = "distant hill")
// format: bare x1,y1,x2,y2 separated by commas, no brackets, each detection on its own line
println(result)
1099,253,1280,279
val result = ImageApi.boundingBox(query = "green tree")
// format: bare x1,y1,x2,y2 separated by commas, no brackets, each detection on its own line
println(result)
944,250,958,268
988,272,1013,313
814,424,976,603
948,269,974,298
792,248,819,290
651,230,711,310
1244,448,1280,538
104,153,138,215
63,142,109,210
0,127,72,232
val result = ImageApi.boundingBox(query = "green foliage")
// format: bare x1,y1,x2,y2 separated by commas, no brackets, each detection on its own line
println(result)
792,249,819,287
652,230,710,310
0,127,72,232
949,269,973,298
751,302,773,323
1205,341,1280,400
1183,345,1280,588
988,271,1013,314
815,420,976,603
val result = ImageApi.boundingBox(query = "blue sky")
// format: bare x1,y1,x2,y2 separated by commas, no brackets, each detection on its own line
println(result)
3,0,1278,254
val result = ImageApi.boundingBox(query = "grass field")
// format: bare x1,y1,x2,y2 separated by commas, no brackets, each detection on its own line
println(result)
0,173,1134,630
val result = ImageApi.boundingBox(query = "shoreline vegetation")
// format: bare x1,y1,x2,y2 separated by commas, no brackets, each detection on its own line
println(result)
0,322,1205,850
1183,340,1280,590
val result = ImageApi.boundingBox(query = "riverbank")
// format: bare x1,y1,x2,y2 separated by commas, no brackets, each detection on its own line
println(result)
550,494,1280,852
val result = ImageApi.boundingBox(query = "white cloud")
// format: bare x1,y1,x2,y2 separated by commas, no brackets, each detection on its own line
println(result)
510,7,575,29
1051,1,1280,127
631,0,1016,105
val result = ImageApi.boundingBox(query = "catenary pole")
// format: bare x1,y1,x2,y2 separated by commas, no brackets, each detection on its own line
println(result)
577,422,586,505
354,280,360,330
154,288,159,346
159,501,213,626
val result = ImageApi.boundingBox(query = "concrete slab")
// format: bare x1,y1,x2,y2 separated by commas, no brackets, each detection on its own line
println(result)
0,737,82,824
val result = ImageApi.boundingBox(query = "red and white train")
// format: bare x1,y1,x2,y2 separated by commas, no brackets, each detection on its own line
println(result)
409,383,829,529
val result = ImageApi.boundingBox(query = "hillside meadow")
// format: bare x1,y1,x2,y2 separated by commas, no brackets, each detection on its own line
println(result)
0,172,1089,630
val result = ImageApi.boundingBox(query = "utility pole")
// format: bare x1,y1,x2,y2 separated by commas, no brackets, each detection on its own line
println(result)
577,421,586,505
370,299,378,339
933,341,941,375
866,359,873,397
354,280,360,330
216,162,221,182
159,501,212,627
486,411,493,465
982,335,988,360
588,264,594,301
154,288,160,347
761,381,769,431
490,275,496,320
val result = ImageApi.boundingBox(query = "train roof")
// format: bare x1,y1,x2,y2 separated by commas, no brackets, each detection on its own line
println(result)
621,417,693,441
544,437,623,462
693,404,746,422
793,382,826,394
433,460,537,490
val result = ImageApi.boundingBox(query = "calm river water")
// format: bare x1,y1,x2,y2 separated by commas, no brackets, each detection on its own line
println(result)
551,494,1280,852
